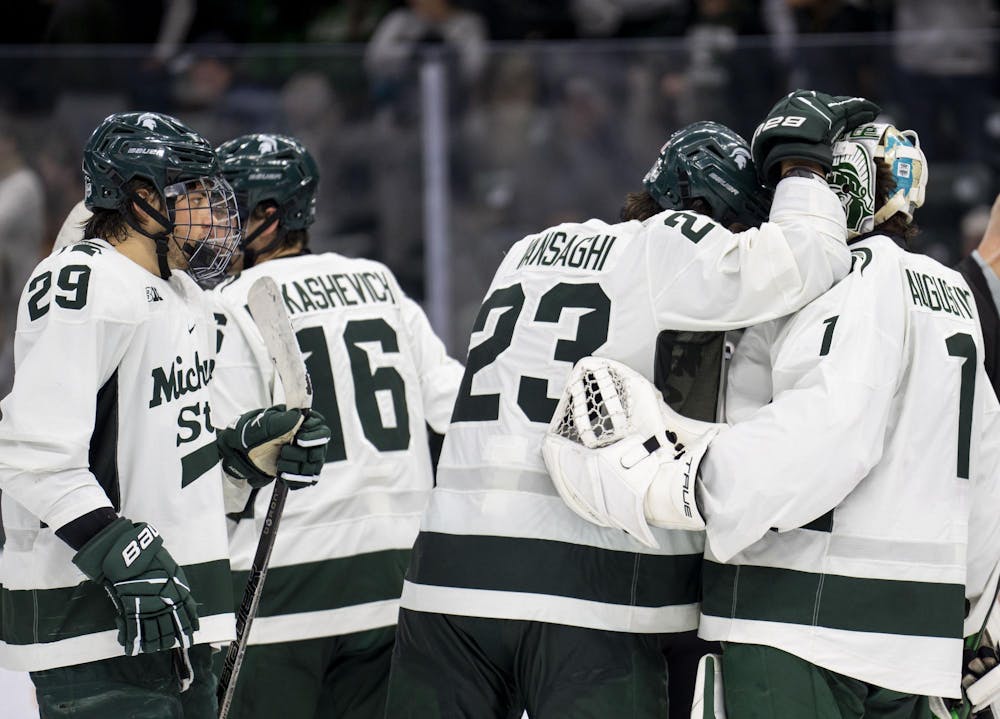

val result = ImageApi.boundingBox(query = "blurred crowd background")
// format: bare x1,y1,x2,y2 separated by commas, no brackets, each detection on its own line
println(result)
0,0,998,380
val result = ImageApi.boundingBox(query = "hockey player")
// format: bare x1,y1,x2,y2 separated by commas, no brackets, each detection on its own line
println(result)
545,120,1000,717
0,112,329,719
209,133,464,719
386,90,879,719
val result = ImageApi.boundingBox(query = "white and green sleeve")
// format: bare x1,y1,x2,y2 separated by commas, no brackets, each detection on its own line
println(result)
648,176,850,331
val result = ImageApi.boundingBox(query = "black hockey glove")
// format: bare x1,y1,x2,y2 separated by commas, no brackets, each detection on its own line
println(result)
750,89,880,186
72,517,199,655
964,644,999,692
947,638,1000,718
217,405,330,489
277,410,330,490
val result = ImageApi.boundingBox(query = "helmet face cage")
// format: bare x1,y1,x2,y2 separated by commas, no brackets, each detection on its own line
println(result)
644,121,772,228
216,133,319,238
829,123,928,239
164,176,242,286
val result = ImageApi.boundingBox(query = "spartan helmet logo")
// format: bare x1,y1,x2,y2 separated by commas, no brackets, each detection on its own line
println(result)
258,136,279,154
829,141,875,237
137,113,160,131
731,147,750,170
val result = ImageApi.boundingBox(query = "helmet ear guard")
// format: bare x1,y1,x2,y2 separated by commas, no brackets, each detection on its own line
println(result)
829,123,928,238
643,121,773,229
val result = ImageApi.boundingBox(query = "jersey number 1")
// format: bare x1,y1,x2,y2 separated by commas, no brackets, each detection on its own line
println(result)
946,332,976,480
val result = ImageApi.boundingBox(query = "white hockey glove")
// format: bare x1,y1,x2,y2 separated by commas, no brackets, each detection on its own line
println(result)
542,357,725,549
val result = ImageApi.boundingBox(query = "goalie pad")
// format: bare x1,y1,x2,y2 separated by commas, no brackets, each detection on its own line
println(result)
542,357,724,548
690,653,727,719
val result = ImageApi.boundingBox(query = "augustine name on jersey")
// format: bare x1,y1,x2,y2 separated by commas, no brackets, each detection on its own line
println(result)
281,269,397,315
904,267,974,320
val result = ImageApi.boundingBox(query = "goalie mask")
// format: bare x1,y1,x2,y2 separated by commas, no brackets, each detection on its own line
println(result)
644,121,772,229
83,111,241,286
828,123,927,239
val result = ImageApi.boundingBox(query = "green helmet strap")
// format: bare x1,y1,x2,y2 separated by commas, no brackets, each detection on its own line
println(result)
240,212,281,268
121,188,174,280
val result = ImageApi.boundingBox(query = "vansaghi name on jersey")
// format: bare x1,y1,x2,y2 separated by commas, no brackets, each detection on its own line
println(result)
904,267,975,320
281,269,398,315
515,230,617,271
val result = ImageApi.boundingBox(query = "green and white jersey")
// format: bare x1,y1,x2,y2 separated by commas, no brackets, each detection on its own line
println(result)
0,238,235,671
699,233,1000,698
212,252,462,644
401,177,853,634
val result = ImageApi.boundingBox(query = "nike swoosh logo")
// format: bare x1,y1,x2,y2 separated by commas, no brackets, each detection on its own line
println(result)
188,325,196,333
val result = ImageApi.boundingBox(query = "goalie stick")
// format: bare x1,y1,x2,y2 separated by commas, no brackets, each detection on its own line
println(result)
216,276,313,719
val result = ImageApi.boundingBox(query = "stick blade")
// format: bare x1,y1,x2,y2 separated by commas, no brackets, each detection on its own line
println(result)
246,276,312,410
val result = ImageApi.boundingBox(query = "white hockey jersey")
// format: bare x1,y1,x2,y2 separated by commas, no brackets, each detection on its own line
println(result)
0,239,235,671
212,252,463,644
699,234,1000,698
400,177,852,633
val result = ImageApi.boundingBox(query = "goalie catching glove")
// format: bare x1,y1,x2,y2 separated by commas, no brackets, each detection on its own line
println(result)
217,405,330,490
73,517,198,656
541,357,724,549
751,89,880,185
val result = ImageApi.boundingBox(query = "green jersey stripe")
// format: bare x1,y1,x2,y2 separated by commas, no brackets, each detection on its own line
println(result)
409,531,702,608
0,559,233,646
701,560,964,639
231,548,411,617
89,369,120,511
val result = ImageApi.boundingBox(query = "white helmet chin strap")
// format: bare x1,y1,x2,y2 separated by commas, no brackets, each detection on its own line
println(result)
830,123,928,238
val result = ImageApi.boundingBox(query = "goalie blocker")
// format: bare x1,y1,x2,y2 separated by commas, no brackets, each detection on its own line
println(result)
541,357,724,548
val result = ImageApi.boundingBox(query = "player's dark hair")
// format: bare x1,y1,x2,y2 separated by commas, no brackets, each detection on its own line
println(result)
874,158,919,243
620,190,662,222
620,191,747,231
249,200,309,252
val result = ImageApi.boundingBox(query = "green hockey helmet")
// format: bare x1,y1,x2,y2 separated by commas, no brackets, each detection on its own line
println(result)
83,111,222,211
215,133,319,232
644,121,772,228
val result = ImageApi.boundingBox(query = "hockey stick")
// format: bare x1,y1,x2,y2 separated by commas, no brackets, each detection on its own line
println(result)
216,276,312,719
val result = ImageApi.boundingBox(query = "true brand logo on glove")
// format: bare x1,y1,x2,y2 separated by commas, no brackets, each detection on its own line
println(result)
122,524,159,566
681,456,696,519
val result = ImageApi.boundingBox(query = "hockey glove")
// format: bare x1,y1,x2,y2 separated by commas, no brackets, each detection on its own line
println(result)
276,409,330,490
750,90,880,185
956,635,1000,718
217,405,307,488
542,357,723,549
72,517,199,655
